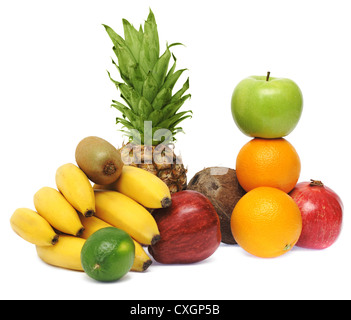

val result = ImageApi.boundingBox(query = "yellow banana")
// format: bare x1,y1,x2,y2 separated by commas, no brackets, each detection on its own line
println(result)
10,208,59,246
94,165,172,209
36,235,85,271
79,214,152,272
94,190,160,246
34,187,84,236
56,163,95,217
132,240,153,272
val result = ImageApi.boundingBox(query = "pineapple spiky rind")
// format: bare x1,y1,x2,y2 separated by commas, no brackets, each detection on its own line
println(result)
104,9,191,146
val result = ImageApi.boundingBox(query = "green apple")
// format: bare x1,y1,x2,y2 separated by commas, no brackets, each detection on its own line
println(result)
231,73,303,138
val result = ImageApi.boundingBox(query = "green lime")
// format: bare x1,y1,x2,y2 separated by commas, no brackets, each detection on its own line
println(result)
81,227,135,282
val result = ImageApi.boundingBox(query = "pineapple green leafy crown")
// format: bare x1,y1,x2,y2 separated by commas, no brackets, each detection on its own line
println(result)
104,9,192,146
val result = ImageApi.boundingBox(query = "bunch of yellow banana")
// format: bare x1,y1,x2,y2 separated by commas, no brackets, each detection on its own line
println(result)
10,162,173,274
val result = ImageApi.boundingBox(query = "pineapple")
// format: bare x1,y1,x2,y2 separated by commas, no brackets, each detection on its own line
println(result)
104,10,191,193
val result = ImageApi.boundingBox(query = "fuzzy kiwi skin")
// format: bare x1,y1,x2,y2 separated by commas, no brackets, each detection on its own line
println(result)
75,136,124,185
187,167,246,244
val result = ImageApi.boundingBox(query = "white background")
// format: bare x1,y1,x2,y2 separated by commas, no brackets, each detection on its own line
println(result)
1,0,350,300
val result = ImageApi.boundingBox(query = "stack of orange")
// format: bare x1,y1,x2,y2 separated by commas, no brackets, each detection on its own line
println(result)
230,75,303,258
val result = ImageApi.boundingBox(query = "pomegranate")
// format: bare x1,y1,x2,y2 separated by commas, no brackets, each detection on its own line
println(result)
289,180,343,249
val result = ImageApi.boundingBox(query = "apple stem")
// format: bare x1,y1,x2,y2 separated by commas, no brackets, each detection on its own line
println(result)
310,179,324,187
266,71,271,82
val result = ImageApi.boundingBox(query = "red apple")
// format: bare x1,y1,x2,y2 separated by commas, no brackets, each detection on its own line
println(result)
148,190,221,264
289,180,343,249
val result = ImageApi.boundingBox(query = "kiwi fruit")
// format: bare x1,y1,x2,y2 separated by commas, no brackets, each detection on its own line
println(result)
75,136,124,185
187,167,246,244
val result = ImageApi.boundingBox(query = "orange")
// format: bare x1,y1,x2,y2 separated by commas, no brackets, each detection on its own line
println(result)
236,138,301,193
231,187,302,258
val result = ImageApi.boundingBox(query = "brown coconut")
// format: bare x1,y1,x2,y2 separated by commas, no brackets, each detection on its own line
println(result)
187,167,246,244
